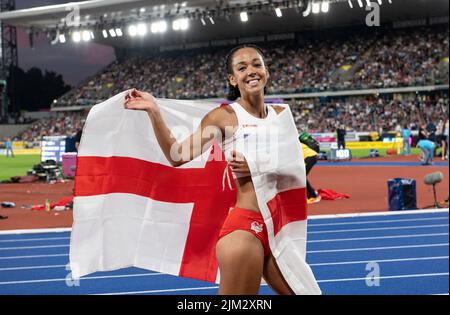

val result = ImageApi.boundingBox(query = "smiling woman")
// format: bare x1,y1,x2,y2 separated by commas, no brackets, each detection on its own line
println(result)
121,44,320,295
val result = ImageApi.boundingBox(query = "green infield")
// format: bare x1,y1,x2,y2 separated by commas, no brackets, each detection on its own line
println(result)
0,155,41,181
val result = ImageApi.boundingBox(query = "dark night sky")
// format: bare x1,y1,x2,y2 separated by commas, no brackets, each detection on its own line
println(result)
16,0,116,87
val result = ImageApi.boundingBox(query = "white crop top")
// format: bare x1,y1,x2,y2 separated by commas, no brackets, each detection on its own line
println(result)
220,102,278,181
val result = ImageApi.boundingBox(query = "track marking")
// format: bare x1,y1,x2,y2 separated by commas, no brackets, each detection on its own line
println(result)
97,285,222,295
309,233,449,243
0,233,446,249
96,273,450,295
0,264,67,271
309,256,449,266
0,245,69,251
308,243,448,254
309,224,449,234
1,256,447,272
1,243,448,260
0,209,447,236
309,209,448,220
0,237,70,243
309,217,448,227
317,273,449,283
0,254,68,260
0,272,163,285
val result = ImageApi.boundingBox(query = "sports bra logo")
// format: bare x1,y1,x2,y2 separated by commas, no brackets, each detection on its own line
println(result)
242,124,258,128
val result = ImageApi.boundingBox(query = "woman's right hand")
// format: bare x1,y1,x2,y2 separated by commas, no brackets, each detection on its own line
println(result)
124,89,159,114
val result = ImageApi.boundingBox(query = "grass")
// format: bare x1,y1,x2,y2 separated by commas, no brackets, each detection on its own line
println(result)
0,154,41,181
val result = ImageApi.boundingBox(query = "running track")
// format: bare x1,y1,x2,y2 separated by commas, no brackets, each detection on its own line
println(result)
0,210,448,295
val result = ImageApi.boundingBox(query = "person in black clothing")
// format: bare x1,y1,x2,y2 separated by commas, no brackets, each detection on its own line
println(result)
418,124,428,141
336,124,346,149
426,120,437,143
74,129,82,152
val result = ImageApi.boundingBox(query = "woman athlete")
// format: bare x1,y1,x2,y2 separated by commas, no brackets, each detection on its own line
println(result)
124,44,295,295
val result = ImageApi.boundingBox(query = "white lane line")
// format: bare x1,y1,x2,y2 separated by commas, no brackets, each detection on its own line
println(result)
309,233,449,243
0,233,447,251
309,224,449,234
0,245,69,251
1,243,448,260
1,233,447,251
0,272,163,285
0,264,67,271
317,273,449,283
1,217,446,243
97,285,223,295
0,237,70,243
98,273,450,295
2,256,448,273
309,217,448,227
1,232,448,250
0,254,68,260
308,243,449,254
310,256,449,266
310,209,449,220
0,209,447,236
0,228,71,235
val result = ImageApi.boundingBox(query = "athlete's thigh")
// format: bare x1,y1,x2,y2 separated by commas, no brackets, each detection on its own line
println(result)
262,254,295,295
216,230,265,294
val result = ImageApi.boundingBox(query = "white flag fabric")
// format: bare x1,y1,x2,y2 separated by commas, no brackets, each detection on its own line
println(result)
70,91,321,295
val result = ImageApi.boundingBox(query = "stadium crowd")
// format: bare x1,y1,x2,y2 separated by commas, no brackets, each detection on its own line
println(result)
55,26,449,107
13,92,448,143
15,111,87,142
290,92,449,134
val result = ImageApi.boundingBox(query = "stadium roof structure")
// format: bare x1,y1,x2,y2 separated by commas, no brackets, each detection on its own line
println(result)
0,0,448,48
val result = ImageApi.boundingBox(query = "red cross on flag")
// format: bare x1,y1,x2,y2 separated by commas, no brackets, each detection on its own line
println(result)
70,92,321,295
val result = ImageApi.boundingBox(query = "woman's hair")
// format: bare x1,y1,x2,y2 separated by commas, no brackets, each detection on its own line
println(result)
225,44,266,101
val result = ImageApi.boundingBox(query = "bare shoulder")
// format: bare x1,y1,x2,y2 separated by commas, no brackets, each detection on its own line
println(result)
203,104,237,129
271,105,287,115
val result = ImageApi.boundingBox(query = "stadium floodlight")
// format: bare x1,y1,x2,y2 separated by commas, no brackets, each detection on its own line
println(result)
388,0,392,3
82,30,91,41
59,34,66,43
128,24,138,37
209,16,215,24
180,19,189,30
240,11,248,22
377,0,382,4
275,7,282,17
200,17,206,25
365,0,371,6
140,7,146,13
109,29,117,37
357,0,363,7
173,18,189,31
312,1,321,14
151,21,167,33
90,31,95,40
321,1,329,13
72,31,81,43
348,0,353,8
137,23,147,36
115,28,123,37
303,0,312,16
102,30,108,38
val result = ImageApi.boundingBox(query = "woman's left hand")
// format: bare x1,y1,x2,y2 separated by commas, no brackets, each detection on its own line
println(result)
229,151,251,176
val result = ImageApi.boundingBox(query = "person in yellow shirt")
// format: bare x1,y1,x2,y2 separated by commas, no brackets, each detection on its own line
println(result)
299,132,321,204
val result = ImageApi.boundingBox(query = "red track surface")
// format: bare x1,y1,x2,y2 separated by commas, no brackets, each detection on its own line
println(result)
0,155,448,230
